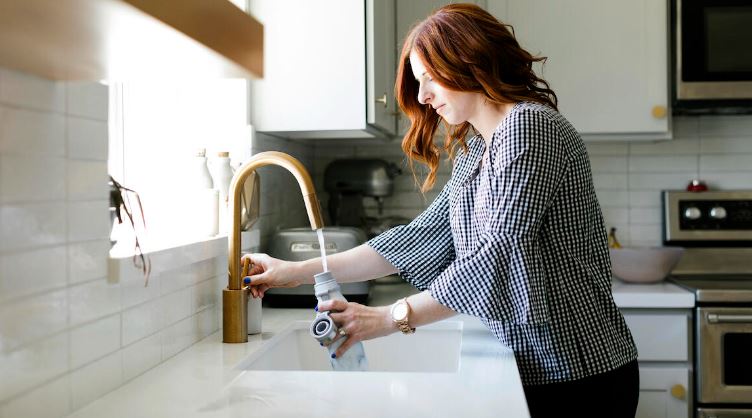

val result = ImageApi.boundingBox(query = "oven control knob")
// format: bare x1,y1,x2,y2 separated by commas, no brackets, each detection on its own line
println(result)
684,206,701,220
709,206,727,220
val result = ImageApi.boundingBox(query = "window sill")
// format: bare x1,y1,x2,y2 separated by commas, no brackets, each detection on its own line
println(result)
109,229,259,275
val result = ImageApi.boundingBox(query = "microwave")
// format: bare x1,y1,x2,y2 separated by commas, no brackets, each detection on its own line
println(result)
675,0,752,106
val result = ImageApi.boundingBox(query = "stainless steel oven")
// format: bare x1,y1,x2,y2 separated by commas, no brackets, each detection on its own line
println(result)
664,190,752,417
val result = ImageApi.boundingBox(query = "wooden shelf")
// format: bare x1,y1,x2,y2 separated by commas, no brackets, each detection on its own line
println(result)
0,0,263,80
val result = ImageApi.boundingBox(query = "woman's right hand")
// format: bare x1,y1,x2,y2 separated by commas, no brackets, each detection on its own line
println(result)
241,253,304,298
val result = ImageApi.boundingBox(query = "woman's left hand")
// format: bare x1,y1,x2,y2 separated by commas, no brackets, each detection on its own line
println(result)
318,299,396,358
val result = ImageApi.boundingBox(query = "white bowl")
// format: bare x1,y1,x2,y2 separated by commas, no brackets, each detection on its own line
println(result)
609,246,684,283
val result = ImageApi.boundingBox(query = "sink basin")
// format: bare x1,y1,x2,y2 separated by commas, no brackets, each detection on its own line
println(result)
236,320,461,372
206,317,530,418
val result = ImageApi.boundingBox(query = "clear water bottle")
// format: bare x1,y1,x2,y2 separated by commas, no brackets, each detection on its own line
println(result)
309,271,369,371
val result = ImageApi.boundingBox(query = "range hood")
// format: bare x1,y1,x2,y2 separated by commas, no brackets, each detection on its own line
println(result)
0,0,263,80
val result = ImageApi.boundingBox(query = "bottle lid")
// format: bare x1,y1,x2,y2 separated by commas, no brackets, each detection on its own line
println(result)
217,151,229,158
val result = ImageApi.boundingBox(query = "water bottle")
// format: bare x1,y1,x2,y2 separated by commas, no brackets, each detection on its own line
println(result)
209,151,234,234
192,149,218,237
309,271,368,371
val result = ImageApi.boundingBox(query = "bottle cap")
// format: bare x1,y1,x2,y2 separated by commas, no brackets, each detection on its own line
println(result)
217,151,229,158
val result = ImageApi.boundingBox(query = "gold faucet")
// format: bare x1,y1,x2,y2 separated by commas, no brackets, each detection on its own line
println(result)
224,151,323,343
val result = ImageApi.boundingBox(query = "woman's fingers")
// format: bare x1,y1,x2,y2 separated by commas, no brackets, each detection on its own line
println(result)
317,299,349,313
334,333,359,358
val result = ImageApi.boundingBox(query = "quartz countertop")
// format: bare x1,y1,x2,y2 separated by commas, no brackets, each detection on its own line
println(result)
64,278,692,418
64,281,529,418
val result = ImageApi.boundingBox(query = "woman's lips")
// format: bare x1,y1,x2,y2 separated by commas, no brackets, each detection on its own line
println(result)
435,104,445,113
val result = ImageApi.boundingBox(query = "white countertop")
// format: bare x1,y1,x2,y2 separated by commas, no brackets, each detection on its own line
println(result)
611,279,695,308
64,279,692,418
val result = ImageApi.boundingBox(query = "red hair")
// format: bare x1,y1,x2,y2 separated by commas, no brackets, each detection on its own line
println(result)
396,3,558,192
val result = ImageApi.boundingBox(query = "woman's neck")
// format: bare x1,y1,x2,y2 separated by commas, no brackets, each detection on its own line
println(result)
471,102,516,146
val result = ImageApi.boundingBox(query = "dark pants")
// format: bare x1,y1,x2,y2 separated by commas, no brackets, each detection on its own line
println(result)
523,360,640,418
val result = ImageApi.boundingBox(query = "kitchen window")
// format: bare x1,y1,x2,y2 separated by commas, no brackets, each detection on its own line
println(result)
107,79,252,254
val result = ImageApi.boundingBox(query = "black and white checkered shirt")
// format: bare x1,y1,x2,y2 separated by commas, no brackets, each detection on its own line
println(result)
368,102,638,385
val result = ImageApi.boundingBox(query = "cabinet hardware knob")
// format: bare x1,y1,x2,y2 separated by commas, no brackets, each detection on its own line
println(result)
375,93,388,108
670,384,686,400
652,105,667,119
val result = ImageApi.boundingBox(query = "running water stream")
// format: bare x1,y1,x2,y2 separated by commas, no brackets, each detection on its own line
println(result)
315,228,328,272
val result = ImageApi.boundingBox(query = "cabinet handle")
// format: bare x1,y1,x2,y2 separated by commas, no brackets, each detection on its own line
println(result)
375,93,388,108
670,384,686,400
708,313,752,324
651,105,667,119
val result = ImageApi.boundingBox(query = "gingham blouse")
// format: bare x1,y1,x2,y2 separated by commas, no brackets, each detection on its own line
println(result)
368,102,637,385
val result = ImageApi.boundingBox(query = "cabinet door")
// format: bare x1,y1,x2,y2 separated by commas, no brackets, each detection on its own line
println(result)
248,0,366,135
637,366,691,418
367,0,397,135
488,0,669,138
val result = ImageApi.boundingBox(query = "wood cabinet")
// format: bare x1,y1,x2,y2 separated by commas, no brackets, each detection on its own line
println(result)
487,0,671,140
249,0,397,139
622,310,692,418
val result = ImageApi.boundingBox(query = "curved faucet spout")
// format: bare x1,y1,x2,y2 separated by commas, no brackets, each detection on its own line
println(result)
224,151,323,343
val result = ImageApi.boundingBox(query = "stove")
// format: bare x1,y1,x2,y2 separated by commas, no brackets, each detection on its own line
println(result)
663,190,752,418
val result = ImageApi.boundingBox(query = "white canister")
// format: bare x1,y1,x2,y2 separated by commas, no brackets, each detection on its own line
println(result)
247,295,262,335
209,151,234,234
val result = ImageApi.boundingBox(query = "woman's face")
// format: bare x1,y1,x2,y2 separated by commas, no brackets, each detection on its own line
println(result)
409,50,482,125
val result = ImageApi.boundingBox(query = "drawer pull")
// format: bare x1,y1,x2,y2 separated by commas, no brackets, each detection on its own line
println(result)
670,384,686,400
707,314,752,324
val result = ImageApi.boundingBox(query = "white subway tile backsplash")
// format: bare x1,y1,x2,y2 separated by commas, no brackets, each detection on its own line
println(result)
193,277,217,313
65,83,108,121
700,136,752,154
0,289,67,352
121,270,160,310
629,137,700,155
197,305,218,339
66,118,108,161
601,208,629,227
66,161,108,201
629,207,662,225
0,108,65,157
69,350,122,411
595,190,628,207
699,115,752,137
0,245,67,301
589,156,627,173
122,332,161,382
629,225,663,247
672,116,700,138
0,334,68,402
627,173,698,190
0,155,65,202
160,288,192,327
66,200,109,242
68,278,120,327
592,173,628,189
700,154,752,172
161,315,199,360
68,240,109,285
0,69,65,113
628,155,698,173
628,190,663,208
0,375,70,418
584,142,628,156
701,172,752,190
121,299,161,346
70,315,120,369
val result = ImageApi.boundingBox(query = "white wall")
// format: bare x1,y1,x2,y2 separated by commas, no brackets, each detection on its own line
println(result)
312,115,752,247
0,68,227,418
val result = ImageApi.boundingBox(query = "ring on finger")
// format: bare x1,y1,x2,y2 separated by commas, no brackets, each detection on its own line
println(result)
338,328,347,337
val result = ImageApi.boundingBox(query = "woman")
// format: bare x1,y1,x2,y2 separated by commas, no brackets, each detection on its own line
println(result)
244,4,638,417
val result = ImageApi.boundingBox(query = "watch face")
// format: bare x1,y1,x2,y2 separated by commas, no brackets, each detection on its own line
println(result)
392,303,408,321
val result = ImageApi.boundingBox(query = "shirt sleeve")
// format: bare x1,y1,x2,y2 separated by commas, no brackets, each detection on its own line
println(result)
429,108,569,325
367,181,455,290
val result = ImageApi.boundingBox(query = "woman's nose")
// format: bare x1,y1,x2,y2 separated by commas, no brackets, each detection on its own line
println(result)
417,84,432,105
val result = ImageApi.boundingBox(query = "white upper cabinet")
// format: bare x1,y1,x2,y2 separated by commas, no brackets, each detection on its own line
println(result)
488,0,670,140
249,0,396,139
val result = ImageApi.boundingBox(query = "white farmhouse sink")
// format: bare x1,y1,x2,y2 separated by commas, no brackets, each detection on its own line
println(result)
208,317,530,418
236,320,461,372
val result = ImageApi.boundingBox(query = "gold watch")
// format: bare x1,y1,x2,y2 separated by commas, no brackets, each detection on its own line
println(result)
390,298,415,334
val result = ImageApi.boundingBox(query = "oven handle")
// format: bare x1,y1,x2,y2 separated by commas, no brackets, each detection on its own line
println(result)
707,313,752,324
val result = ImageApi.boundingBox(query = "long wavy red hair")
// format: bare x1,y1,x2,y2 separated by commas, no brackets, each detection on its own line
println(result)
396,3,558,192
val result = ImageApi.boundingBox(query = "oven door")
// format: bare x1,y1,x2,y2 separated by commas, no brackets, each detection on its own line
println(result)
697,307,752,403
